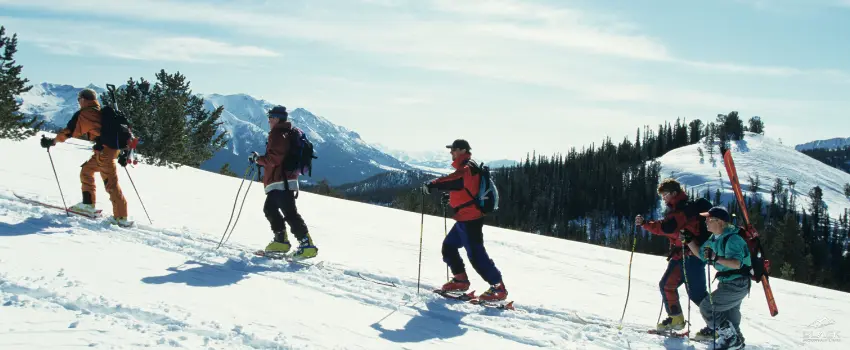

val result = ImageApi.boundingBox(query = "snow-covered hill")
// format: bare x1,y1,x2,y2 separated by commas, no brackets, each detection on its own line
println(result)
16,83,412,185
657,132,850,219
2,132,847,348
795,137,850,152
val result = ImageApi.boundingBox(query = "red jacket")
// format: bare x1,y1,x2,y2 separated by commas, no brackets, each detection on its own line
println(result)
428,153,483,222
256,121,298,192
641,192,703,260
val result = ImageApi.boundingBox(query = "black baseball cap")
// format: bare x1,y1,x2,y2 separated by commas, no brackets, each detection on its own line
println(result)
701,206,731,222
446,139,471,151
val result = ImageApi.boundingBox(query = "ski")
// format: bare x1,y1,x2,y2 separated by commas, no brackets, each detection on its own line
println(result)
647,329,689,338
433,290,515,310
13,192,102,219
722,149,779,317
252,250,323,267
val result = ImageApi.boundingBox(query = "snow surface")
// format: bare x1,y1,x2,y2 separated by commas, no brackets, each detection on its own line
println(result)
657,132,850,219
1,133,848,349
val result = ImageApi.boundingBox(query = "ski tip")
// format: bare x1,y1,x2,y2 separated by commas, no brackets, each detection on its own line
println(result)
504,301,515,310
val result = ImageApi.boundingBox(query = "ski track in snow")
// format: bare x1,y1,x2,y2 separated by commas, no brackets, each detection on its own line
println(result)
0,194,684,349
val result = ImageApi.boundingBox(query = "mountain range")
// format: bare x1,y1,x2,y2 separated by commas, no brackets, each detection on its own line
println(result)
795,137,850,151
17,83,520,185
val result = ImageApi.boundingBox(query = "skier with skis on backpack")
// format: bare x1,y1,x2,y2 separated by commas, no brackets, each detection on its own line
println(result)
684,206,750,349
422,139,507,302
635,178,710,332
250,105,318,260
39,88,131,227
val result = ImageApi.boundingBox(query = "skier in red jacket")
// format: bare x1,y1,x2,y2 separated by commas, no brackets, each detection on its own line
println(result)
636,178,709,332
423,139,507,302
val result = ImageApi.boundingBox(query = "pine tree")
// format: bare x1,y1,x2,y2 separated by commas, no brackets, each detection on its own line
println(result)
0,26,43,140
219,163,237,177
844,183,850,197
108,70,228,168
688,119,703,144
748,116,765,134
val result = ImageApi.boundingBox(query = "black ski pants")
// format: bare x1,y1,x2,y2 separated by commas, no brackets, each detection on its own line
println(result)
263,189,308,241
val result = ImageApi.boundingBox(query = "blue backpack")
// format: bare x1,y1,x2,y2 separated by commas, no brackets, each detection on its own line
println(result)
465,160,500,214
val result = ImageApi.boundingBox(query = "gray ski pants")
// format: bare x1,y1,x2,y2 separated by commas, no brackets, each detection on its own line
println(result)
699,276,750,333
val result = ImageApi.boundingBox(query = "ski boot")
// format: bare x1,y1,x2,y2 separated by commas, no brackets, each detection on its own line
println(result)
692,326,717,342
440,273,471,292
478,282,508,302
107,216,134,228
264,231,291,255
656,314,686,332
290,233,318,260
70,202,99,216
711,321,745,349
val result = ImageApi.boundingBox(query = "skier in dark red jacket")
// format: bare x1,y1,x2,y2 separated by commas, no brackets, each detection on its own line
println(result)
423,139,507,302
250,106,317,260
636,178,709,332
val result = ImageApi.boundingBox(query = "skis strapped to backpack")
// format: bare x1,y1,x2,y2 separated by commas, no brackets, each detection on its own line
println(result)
722,149,779,317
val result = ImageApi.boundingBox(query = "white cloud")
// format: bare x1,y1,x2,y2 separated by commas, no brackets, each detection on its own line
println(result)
2,16,279,63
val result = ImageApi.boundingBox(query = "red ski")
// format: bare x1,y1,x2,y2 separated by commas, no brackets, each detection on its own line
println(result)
433,290,515,310
722,149,779,317
13,192,102,219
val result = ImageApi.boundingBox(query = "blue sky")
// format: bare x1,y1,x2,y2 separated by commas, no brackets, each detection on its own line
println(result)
2,0,849,161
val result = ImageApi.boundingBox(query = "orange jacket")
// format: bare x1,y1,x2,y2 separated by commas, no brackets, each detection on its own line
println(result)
55,99,102,144
428,152,483,222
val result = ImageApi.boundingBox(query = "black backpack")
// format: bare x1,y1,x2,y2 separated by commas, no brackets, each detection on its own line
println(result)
682,197,714,246
282,127,317,177
98,105,134,150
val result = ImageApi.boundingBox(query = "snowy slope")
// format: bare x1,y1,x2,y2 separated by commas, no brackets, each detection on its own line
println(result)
1,133,848,349
657,132,850,219
372,144,519,175
16,82,413,185
795,137,850,152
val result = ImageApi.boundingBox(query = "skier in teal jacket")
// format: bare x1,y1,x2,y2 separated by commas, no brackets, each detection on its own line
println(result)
685,206,751,349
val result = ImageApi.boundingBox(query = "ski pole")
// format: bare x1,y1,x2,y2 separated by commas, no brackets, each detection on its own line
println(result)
220,164,258,247
708,261,715,349
681,243,691,336
416,192,425,295
43,139,69,217
618,225,639,329
216,164,255,249
123,167,152,224
443,193,449,281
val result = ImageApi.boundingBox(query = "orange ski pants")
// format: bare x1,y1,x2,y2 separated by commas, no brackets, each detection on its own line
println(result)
81,146,128,218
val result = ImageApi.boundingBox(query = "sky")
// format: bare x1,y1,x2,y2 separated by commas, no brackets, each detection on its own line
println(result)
2,0,849,161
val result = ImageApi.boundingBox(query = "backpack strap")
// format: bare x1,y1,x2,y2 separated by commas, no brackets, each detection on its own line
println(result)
714,230,753,282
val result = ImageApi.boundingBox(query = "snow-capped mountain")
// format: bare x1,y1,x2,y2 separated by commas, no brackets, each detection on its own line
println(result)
200,93,413,185
373,144,519,174
657,132,850,219
16,83,413,185
795,137,850,151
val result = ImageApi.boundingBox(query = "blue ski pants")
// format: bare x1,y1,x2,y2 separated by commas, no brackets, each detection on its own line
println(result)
442,218,503,285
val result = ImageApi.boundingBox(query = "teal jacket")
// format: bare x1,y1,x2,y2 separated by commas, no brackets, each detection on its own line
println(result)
698,225,752,282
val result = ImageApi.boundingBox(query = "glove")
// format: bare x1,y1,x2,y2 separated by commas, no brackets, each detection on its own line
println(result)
680,231,694,245
248,151,260,164
421,182,432,195
118,150,128,167
704,247,717,264
440,192,450,206
40,136,55,149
